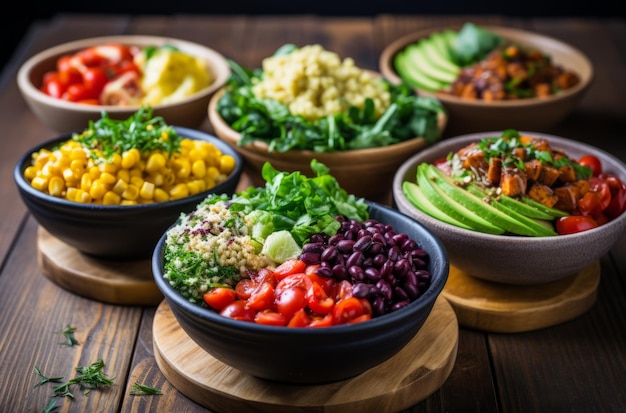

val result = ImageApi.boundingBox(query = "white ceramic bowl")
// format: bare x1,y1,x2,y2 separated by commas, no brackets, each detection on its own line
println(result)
18,35,231,133
380,25,593,137
393,131,626,285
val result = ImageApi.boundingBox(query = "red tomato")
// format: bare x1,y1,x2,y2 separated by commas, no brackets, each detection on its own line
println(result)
56,55,74,73
306,282,334,315
556,215,599,235
251,268,277,286
220,301,256,322
434,158,452,175
578,155,603,177
287,308,312,327
246,281,276,311
254,310,288,326
83,67,109,96
64,83,95,102
600,173,626,220
308,313,334,328
331,280,353,302
275,273,312,296
305,265,335,294
203,287,236,311
348,314,372,324
41,72,66,99
332,297,367,325
235,279,258,300
275,286,307,319
273,258,307,280
111,60,140,77
58,67,82,87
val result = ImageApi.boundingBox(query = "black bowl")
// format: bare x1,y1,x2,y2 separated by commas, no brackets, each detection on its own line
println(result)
14,127,243,260
152,201,449,384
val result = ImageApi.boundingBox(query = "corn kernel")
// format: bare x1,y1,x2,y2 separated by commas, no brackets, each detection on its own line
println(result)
122,184,140,201
48,176,65,197
102,191,122,205
219,155,236,174
112,179,128,195
146,152,167,173
140,181,155,200
169,183,189,200
154,188,169,202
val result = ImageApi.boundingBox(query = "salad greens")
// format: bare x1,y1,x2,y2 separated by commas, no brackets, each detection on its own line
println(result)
205,159,369,246
70,107,182,163
452,22,504,66
216,49,446,153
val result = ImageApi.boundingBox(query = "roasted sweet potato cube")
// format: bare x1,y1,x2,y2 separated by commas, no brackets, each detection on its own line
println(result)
553,185,578,211
500,169,527,196
538,164,560,186
463,150,488,172
486,157,502,185
570,179,591,197
528,182,559,207
524,159,543,181
534,83,551,98
531,139,551,152
513,147,526,161
558,164,577,183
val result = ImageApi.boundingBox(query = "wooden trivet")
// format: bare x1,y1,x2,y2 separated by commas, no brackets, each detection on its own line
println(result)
152,296,458,413
442,261,600,333
37,227,162,306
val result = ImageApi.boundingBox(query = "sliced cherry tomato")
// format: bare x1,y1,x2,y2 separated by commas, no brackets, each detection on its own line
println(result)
64,83,95,102
41,72,66,99
273,258,307,280
332,297,366,325
203,287,236,311
235,279,258,300
331,280,353,302
308,313,334,328
56,55,74,73
275,273,312,296
305,264,335,294
83,67,109,96
254,310,288,326
434,158,453,175
275,286,307,319
306,282,334,315
58,67,82,87
287,308,312,327
348,314,372,324
246,281,276,311
578,155,603,177
555,215,599,235
251,268,277,286
219,301,256,322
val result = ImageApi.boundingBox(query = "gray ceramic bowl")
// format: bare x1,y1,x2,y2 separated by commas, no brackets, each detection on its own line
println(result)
152,201,449,384
393,132,626,285
14,127,243,260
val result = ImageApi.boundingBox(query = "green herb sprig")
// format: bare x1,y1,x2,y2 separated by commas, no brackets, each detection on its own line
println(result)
56,325,79,347
130,382,163,396
71,107,182,163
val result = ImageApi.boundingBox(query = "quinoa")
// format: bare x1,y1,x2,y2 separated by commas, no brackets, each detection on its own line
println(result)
162,200,273,304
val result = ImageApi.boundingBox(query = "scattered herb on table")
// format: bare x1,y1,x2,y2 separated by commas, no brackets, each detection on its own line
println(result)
56,324,79,347
130,382,163,395
33,366,64,387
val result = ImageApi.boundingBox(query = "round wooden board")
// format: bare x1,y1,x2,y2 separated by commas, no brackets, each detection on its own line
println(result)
152,296,458,413
442,261,601,333
37,227,163,306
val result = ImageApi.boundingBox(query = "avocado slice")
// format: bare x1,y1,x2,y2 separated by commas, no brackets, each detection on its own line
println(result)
425,165,553,236
403,181,473,230
423,33,461,76
467,184,556,220
465,184,558,237
404,42,456,85
416,164,505,234
394,49,445,91
521,197,570,218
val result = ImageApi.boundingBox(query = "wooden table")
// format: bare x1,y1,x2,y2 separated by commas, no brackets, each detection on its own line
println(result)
1,14,625,413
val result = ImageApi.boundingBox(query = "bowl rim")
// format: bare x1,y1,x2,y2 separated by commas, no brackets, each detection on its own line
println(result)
379,24,594,108
152,200,449,335
13,126,244,211
17,34,231,113
393,130,626,243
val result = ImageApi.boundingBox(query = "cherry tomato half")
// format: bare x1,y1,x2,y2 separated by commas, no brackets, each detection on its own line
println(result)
203,287,236,311
578,154,603,177
220,301,256,322
555,215,599,235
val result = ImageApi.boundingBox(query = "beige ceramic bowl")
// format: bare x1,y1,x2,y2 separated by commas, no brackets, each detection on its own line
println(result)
392,131,626,285
379,26,593,137
18,35,231,134
208,88,447,201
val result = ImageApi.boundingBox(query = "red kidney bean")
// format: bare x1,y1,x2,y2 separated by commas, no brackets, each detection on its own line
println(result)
349,265,365,281
321,246,338,262
332,264,348,279
337,239,355,253
353,235,372,252
300,252,320,265
365,267,381,282
346,251,364,268
302,242,324,254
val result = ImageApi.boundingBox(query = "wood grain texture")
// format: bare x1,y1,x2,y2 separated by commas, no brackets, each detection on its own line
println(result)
442,261,600,333
152,297,458,413
37,227,162,305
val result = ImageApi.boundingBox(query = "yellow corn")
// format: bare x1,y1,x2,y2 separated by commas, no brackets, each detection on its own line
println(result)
102,191,122,205
169,183,189,200
48,176,65,197
140,181,155,200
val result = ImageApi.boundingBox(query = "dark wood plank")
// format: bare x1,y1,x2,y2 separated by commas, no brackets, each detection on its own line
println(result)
0,218,143,413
